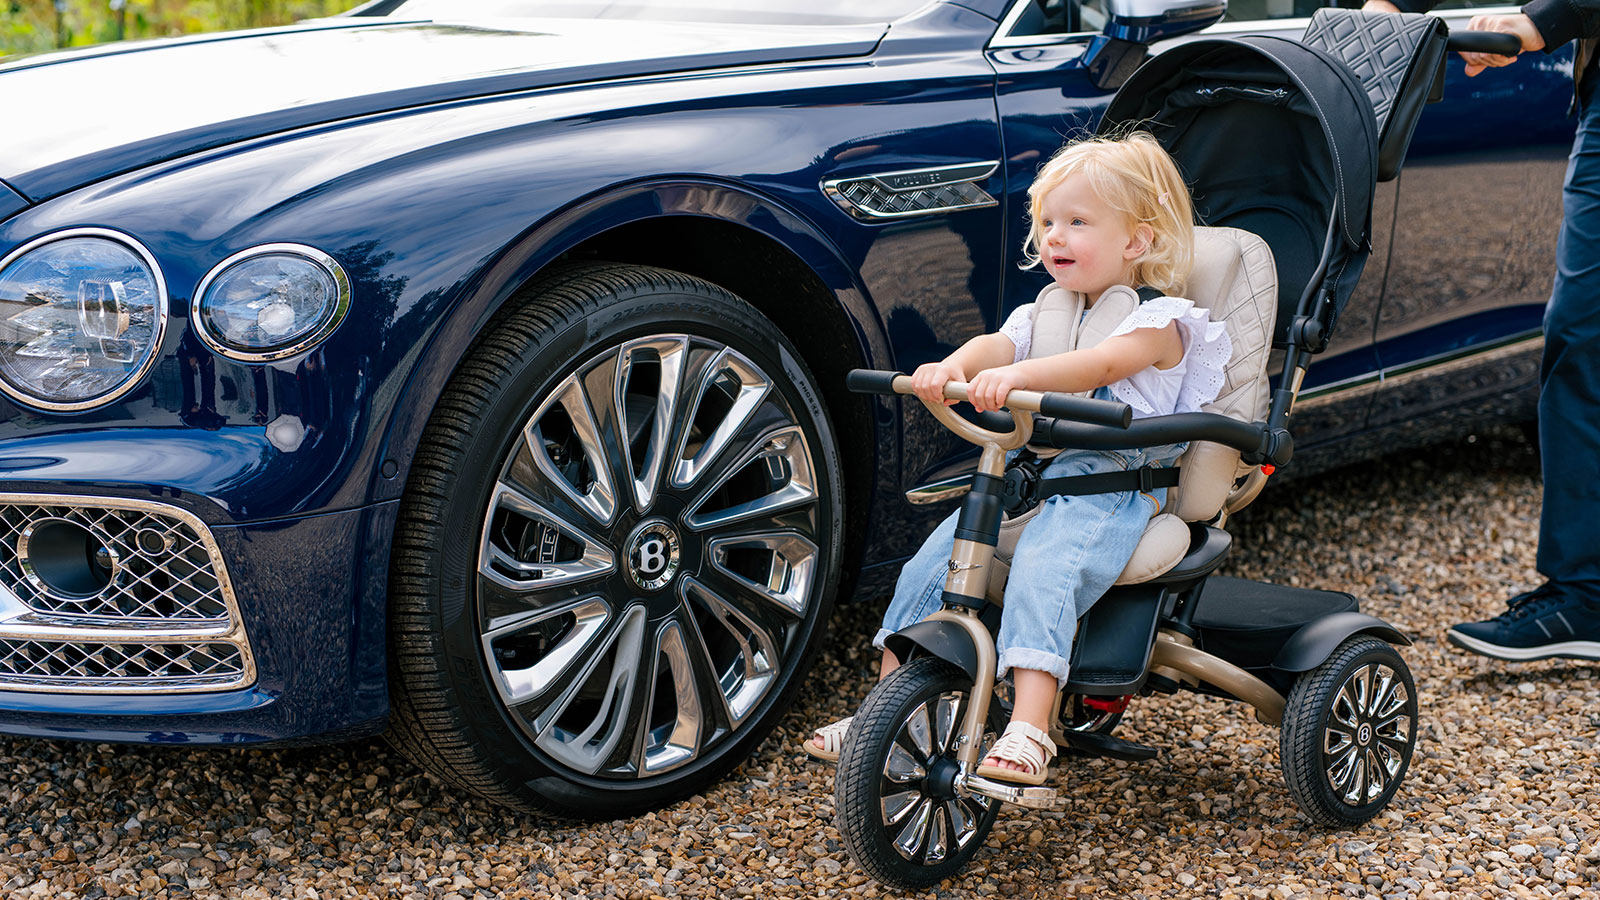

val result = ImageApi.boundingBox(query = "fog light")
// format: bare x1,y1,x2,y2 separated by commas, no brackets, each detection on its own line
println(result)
17,518,119,600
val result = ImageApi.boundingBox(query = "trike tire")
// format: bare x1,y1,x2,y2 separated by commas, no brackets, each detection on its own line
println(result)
1279,635,1416,827
835,657,1002,889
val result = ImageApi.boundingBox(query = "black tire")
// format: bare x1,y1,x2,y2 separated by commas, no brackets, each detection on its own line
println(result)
835,657,1002,889
1279,636,1417,827
386,263,844,818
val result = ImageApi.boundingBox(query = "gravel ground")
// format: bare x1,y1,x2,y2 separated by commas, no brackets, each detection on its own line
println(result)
3,426,1597,899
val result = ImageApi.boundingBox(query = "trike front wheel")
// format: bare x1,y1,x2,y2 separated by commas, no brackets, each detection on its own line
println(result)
834,657,1001,889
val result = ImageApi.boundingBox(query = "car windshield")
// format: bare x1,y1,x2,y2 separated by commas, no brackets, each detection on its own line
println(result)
384,0,931,26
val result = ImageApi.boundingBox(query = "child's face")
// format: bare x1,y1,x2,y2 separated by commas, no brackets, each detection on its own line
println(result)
1036,172,1152,302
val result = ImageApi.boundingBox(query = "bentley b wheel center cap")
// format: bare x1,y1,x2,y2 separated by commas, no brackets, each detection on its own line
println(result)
625,519,681,591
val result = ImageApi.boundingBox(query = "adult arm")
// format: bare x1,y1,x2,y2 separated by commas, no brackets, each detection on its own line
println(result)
1361,0,1557,76
1365,0,1600,46
1520,0,1600,50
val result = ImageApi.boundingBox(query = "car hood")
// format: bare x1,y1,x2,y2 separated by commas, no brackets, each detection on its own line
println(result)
0,17,885,202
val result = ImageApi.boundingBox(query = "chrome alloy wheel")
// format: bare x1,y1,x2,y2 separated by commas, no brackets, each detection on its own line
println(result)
879,691,994,864
475,334,823,779
1322,661,1412,806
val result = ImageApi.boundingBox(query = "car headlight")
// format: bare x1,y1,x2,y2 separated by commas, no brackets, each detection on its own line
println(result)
0,229,169,412
192,244,350,362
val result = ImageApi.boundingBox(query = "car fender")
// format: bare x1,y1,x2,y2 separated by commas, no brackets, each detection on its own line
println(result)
1272,612,1414,673
372,176,889,503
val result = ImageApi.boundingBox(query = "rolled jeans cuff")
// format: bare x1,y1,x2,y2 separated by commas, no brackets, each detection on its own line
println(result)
871,627,894,651
997,647,1070,683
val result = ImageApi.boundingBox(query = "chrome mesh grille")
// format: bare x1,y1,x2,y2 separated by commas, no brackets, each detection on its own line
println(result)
0,501,227,620
0,638,245,691
0,494,253,694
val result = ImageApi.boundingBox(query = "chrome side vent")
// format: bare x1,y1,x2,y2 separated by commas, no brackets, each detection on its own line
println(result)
823,161,1000,221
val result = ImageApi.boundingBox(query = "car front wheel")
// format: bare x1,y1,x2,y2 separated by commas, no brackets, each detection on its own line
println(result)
387,263,843,817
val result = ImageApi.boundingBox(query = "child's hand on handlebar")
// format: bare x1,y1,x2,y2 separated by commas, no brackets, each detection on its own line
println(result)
1460,14,1544,76
967,364,1030,413
910,361,967,408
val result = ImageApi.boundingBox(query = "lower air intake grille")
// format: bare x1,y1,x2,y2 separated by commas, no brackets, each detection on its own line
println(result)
0,494,253,694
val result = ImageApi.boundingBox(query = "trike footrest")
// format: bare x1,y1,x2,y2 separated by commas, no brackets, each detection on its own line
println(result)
1060,730,1160,761
960,775,1065,810
1062,583,1166,694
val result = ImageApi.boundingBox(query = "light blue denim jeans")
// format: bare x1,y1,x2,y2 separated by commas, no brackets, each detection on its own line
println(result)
874,440,1185,683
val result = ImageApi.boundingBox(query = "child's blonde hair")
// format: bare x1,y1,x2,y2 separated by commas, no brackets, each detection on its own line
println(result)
1022,131,1194,297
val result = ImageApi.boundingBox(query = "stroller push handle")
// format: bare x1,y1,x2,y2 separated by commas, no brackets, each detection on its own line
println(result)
1444,30,1523,57
845,368,1133,428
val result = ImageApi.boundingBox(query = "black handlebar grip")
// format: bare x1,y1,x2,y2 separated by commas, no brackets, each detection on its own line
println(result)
845,368,902,395
1446,30,1524,57
1037,391,1133,428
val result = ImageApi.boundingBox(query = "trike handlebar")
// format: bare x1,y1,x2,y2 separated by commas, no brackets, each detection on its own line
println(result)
850,368,1293,465
1034,411,1272,455
845,368,1133,429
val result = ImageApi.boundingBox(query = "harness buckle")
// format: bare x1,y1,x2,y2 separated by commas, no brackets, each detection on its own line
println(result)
1000,458,1040,516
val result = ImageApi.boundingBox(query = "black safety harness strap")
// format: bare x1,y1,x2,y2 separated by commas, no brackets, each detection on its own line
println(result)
999,285,1179,516
1000,459,1182,517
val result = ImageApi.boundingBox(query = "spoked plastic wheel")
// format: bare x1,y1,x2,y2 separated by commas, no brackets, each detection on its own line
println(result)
835,657,1002,889
1279,636,1417,826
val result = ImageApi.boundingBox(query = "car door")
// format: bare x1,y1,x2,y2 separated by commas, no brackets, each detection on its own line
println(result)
1364,3,1572,434
989,0,1121,312
826,3,1012,561
891,0,1120,502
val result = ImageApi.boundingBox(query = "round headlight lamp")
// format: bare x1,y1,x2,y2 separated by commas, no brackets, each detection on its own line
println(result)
0,229,169,412
192,244,350,362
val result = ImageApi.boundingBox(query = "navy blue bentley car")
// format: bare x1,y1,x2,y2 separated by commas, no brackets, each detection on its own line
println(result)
0,0,1570,816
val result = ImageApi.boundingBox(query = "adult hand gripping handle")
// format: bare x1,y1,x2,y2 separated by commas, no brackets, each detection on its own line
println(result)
1444,30,1524,57
845,368,1133,429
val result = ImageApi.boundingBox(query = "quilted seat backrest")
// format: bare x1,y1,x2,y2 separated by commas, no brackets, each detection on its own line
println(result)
1165,226,1277,522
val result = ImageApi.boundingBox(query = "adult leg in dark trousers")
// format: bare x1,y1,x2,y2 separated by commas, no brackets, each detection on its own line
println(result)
1449,64,1600,660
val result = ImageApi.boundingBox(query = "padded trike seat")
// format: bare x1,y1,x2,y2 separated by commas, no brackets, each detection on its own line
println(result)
993,226,1278,588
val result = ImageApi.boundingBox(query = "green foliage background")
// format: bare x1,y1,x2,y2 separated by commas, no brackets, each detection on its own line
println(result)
1,1,364,58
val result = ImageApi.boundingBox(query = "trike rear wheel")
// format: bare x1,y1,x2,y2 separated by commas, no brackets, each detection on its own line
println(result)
834,657,1002,889
1279,636,1417,826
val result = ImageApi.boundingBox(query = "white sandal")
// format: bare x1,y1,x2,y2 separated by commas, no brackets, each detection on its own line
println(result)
974,721,1055,786
803,716,853,762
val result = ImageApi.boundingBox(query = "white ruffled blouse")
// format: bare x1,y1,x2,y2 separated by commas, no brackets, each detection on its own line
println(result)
998,295,1233,418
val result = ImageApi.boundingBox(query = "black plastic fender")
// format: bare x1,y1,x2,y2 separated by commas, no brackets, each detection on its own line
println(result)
1272,612,1413,672
882,620,982,682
